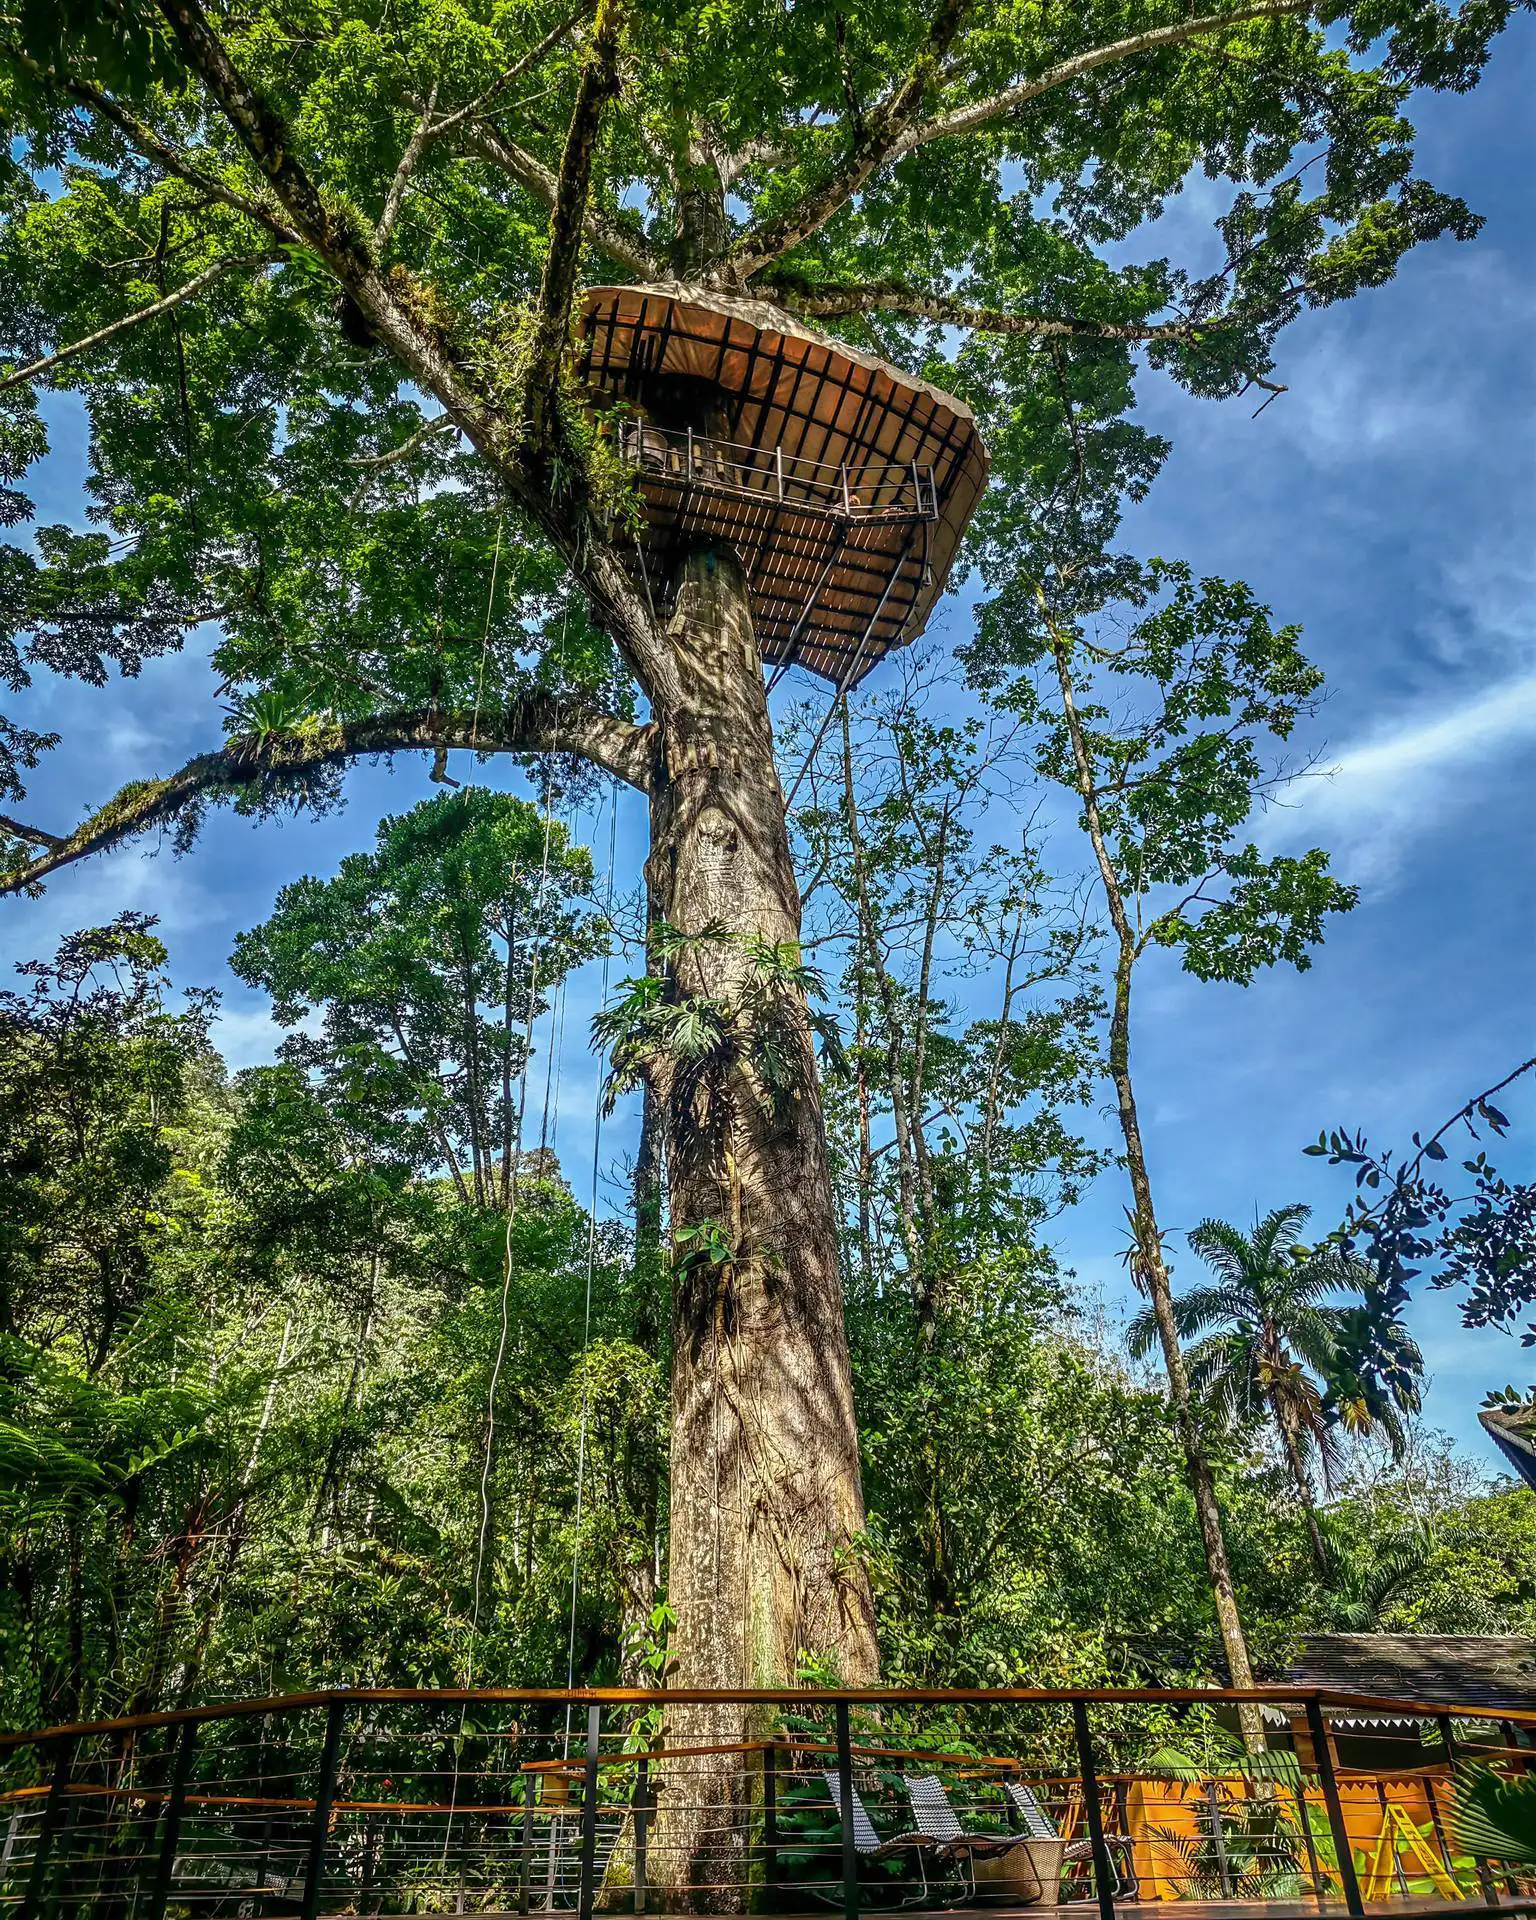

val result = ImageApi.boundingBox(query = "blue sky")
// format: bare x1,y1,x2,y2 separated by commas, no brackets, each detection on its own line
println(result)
5,21,1534,1469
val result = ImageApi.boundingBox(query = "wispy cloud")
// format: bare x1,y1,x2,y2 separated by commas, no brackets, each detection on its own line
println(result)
1270,669,1536,884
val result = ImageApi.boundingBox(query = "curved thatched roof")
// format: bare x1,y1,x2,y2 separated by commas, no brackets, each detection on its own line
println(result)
576,283,989,686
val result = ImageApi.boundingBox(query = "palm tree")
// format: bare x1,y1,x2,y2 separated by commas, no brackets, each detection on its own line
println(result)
1128,1204,1368,1572
1313,1512,1434,1629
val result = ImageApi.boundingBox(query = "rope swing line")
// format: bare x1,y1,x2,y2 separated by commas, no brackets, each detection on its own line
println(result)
439,521,524,1874
562,778,619,1754
468,513,505,750
466,599,573,1685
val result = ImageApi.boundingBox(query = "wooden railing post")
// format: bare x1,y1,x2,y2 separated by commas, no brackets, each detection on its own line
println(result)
1071,1699,1117,1920
834,1700,859,1920
144,1719,198,1920
300,1702,346,1920
578,1705,602,1920
1304,1700,1363,1920
19,1738,76,1920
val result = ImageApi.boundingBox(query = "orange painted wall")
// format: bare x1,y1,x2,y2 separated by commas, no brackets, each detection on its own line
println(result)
1121,1772,1467,1903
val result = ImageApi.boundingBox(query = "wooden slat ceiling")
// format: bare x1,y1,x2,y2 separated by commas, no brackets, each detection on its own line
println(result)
577,284,990,687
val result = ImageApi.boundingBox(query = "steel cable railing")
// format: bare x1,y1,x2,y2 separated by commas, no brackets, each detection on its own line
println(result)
2,1686,1533,1920
614,420,939,524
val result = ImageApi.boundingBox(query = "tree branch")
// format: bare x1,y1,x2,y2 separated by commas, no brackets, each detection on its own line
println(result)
152,0,377,270
0,702,655,897
0,814,64,850
1,45,301,246
527,0,625,415
0,255,270,394
732,0,970,276
423,4,594,146
348,415,459,470
734,0,1314,276
894,0,1315,158
376,83,437,249
454,117,662,278
147,0,674,709
773,278,1204,341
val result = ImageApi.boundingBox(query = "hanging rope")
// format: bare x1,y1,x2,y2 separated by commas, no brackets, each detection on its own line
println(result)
562,779,620,1749
465,602,572,1682
468,514,505,751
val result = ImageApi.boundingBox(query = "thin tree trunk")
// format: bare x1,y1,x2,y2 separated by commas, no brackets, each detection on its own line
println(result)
838,709,922,1276
1047,623,1265,1753
456,929,488,1206
647,546,878,1902
1272,1389,1330,1574
499,908,518,1211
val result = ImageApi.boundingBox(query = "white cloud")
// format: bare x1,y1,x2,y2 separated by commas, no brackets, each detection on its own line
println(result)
1271,668,1536,883
209,1001,298,1069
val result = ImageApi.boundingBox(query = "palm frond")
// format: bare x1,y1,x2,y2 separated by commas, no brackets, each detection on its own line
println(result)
1186,1216,1263,1287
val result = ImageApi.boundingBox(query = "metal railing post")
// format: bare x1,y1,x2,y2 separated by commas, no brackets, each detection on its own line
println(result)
775,446,784,500
834,1700,859,1920
1304,1700,1363,1920
1291,1776,1325,1907
1204,1781,1233,1897
763,1741,779,1912
519,1774,534,1917
685,427,693,482
1071,1699,1117,1920
300,1701,346,1920
145,1719,198,1920
578,1705,602,1920
1438,1710,1501,1905
1422,1773,1456,1874
19,1738,76,1920
632,1756,650,1916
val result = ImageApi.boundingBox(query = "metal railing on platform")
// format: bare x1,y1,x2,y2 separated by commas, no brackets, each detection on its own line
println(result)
615,420,939,523
2,1686,1532,1920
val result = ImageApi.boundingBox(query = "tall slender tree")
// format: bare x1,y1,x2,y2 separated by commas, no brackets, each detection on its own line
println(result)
971,567,1357,1739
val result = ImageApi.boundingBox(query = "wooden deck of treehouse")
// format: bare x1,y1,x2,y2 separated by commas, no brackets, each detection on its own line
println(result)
1,1686,1532,1920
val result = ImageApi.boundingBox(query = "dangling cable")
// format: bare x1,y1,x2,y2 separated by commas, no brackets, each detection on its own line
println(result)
562,779,620,1751
465,597,570,1684
469,514,505,751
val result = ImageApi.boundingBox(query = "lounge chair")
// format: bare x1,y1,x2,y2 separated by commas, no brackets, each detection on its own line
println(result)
820,1769,941,1905
1004,1781,1135,1901
902,1776,1044,1904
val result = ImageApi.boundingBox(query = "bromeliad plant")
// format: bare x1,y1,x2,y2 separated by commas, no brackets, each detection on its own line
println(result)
594,924,844,1138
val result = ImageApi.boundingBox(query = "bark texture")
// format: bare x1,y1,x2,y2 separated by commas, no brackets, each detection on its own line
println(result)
645,546,878,1901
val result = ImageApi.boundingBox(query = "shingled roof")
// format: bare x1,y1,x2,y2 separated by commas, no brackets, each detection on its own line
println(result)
1281,1635,1536,1716
1480,1404,1536,1491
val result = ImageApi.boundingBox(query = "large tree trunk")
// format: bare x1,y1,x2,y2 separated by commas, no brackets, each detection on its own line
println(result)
644,545,878,1903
